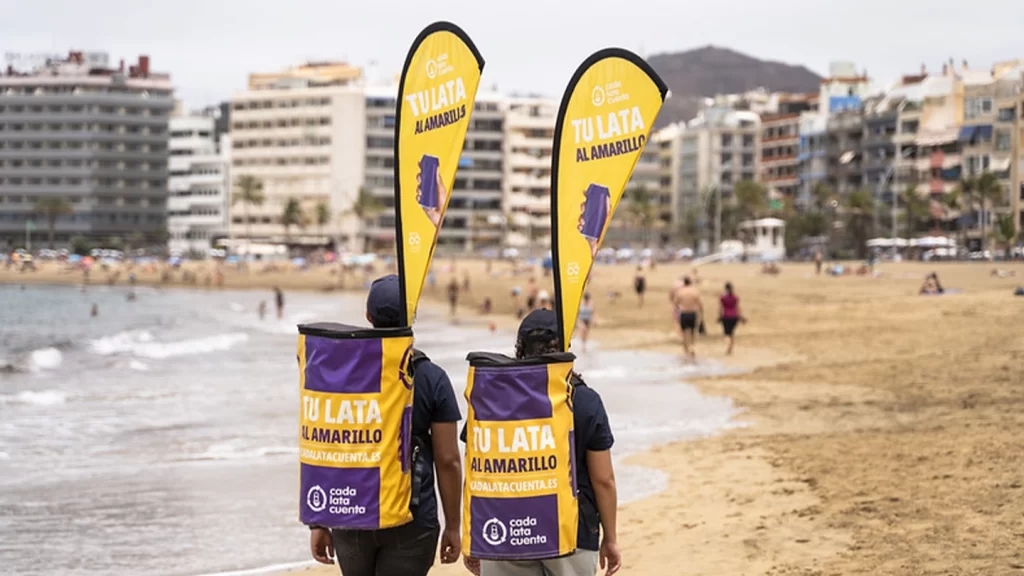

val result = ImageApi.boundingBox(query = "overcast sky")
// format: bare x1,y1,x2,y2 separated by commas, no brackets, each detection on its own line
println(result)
2,0,1021,109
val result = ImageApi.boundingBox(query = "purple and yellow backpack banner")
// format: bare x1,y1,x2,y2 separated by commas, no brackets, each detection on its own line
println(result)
550,49,668,349
462,351,577,560
394,21,485,325
297,323,415,529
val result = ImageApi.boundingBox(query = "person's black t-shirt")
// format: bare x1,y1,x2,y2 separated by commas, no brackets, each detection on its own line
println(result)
570,377,614,551
458,375,614,550
409,355,461,528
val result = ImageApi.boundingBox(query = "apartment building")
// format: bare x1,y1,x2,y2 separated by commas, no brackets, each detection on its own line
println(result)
502,96,556,250
447,94,505,252
167,108,230,255
761,93,817,203
654,123,687,228
229,62,365,247
825,110,864,197
1015,77,1024,234
0,51,173,248
797,112,828,207
959,64,1022,235
361,84,397,250
678,108,761,250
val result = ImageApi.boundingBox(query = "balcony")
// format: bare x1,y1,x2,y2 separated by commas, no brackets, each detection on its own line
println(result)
507,153,551,171
506,113,555,131
507,172,548,190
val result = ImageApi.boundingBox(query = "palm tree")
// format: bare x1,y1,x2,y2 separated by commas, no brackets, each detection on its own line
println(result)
941,188,962,234
232,175,265,240
281,198,304,242
974,171,1004,252
733,179,769,221
990,214,1018,258
810,182,834,215
844,189,875,258
625,185,655,247
342,186,383,253
899,185,930,237
315,201,331,241
33,197,73,248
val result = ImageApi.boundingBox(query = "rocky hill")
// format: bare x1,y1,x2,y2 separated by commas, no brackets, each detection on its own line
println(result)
647,45,823,127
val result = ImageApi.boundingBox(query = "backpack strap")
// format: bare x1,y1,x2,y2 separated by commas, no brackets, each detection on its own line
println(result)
408,349,430,378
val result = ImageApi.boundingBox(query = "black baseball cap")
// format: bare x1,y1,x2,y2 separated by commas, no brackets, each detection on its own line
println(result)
366,274,403,328
517,308,559,343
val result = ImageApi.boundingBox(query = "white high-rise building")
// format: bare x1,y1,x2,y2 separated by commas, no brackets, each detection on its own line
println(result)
167,110,230,255
502,96,557,250
229,62,366,247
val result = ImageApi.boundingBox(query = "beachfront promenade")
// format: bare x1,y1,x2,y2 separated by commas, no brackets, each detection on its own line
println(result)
3,258,1022,574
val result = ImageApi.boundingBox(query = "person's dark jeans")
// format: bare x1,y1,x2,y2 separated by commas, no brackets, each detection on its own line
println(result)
331,523,439,576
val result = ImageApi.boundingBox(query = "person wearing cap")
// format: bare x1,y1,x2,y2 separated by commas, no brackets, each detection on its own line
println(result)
309,274,464,576
463,309,621,576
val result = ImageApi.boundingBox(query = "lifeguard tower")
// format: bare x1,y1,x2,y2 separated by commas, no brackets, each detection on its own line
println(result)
738,218,786,261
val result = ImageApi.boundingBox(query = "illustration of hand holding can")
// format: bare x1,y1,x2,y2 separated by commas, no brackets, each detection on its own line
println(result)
417,154,446,228
576,183,611,258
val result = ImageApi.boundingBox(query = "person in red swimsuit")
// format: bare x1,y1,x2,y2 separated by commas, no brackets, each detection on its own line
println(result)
719,282,745,356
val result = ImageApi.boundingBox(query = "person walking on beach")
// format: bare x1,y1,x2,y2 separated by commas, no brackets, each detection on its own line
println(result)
718,282,745,356
671,277,703,360
634,266,647,308
258,300,267,320
525,277,539,311
309,275,464,576
578,292,596,352
814,250,823,275
463,309,621,576
447,276,460,317
273,286,284,320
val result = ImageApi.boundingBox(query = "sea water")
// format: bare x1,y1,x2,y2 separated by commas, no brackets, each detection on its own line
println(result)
0,285,741,576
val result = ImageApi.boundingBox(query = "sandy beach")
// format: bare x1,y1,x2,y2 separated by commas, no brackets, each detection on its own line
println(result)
4,258,1023,575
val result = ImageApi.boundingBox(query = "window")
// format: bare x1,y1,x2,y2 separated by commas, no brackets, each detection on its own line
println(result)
965,97,993,119
995,131,1011,152
997,107,1016,122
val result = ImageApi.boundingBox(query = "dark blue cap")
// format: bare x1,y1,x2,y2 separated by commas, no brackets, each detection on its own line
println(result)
517,308,558,343
366,274,403,328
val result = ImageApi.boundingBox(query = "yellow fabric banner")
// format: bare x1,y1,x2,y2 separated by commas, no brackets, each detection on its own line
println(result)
550,49,667,348
395,21,484,325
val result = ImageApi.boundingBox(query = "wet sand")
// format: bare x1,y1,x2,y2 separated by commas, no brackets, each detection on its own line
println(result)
5,259,1024,574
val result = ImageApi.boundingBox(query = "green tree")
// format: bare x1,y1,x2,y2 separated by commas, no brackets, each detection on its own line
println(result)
33,197,73,249
315,201,331,240
733,179,769,221
343,186,384,253
281,198,305,241
625,185,656,247
975,171,1004,252
810,182,834,215
899,185,931,236
844,189,875,258
990,214,1018,258
232,175,265,240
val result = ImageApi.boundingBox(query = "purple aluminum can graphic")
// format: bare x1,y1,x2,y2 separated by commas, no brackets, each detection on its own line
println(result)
419,154,440,210
579,183,610,241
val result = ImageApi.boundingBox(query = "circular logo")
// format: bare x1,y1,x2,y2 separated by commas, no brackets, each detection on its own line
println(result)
306,485,327,512
482,518,507,546
591,86,606,107
425,59,437,79
408,232,421,246
398,345,414,389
